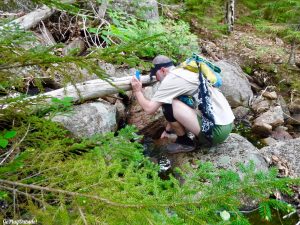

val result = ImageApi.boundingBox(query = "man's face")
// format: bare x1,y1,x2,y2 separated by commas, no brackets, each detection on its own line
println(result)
155,67,166,81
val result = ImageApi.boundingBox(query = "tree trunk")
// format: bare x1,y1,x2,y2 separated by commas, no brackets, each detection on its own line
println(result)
225,0,235,33
288,38,296,66
31,75,155,103
5,5,55,30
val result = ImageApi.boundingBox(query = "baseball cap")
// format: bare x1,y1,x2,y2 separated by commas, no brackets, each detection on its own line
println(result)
150,55,174,79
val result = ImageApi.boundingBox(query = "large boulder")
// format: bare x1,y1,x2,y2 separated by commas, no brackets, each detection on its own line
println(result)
260,138,300,177
112,0,159,21
127,83,166,138
215,60,253,107
52,101,117,138
168,133,268,174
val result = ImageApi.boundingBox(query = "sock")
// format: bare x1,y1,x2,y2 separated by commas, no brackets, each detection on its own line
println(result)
175,134,194,146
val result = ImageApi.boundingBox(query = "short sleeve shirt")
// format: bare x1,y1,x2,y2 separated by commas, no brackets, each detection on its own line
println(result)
151,68,235,125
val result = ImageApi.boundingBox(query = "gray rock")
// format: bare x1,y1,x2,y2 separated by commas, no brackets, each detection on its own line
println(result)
289,98,300,114
277,95,290,120
271,126,293,141
98,61,116,76
52,101,117,138
251,97,271,114
169,133,268,174
254,106,284,127
262,91,277,100
252,122,273,136
260,138,300,177
62,37,86,56
261,137,277,146
215,60,253,107
112,0,159,21
287,114,300,125
115,99,126,125
232,106,250,120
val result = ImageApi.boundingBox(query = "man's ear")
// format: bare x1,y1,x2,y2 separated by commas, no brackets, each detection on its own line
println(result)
161,67,168,74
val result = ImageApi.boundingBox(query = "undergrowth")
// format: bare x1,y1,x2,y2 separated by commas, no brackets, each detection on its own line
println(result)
0,114,299,224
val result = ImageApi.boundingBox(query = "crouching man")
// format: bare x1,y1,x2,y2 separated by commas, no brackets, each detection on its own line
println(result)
130,55,235,153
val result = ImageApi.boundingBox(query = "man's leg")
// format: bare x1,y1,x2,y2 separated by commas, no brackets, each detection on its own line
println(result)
162,104,193,146
172,99,201,136
162,102,198,153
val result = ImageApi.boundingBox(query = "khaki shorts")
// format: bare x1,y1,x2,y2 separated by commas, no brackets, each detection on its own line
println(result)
197,115,233,146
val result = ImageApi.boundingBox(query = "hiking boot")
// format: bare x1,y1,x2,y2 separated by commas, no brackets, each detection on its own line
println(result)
166,143,195,154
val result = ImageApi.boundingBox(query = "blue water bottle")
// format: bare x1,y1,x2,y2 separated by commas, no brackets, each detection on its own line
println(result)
135,70,140,80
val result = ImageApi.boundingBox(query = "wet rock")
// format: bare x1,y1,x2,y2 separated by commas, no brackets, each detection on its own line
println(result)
168,133,268,174
254,106,284,127
262,91,277,100
215,60,253,107
233,106,250,120
127,83,165,137
260,138,300,177
52,101,117,138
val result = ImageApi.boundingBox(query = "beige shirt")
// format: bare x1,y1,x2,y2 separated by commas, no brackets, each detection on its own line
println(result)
151,68,235,125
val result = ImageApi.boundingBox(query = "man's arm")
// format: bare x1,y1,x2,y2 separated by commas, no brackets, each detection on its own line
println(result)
131,77,162,114
134,91,162,114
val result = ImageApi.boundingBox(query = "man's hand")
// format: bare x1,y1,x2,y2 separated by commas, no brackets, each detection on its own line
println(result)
131,77,142,93
160,130,169,139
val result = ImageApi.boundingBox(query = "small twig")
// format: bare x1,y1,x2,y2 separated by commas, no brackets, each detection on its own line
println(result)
13,186,16,217
82,16,92,48
40,20,55,45
283,211,297,219
240,207,259,214
0,185,45,206
77,204,88,225
0,123,30,165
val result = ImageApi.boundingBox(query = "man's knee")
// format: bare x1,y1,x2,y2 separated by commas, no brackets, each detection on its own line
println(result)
162,104,176,122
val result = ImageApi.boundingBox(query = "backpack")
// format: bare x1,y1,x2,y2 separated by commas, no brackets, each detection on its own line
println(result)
179,53,222,87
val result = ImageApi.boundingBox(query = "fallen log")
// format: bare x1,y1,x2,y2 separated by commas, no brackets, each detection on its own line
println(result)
6,5,55,30
1,1,75,31
31,75,155,103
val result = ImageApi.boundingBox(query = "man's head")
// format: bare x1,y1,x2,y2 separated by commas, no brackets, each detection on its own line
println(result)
150,55,174,81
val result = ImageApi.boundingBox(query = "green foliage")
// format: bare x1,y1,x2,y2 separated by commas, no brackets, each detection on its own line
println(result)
0,115,299,224
177,0,228,36
106,10,199,62
0,191,8,200
243,66,252,75
0,130,17,148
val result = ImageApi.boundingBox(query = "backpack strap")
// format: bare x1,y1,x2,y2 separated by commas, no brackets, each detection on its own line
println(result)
196,60,216,142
